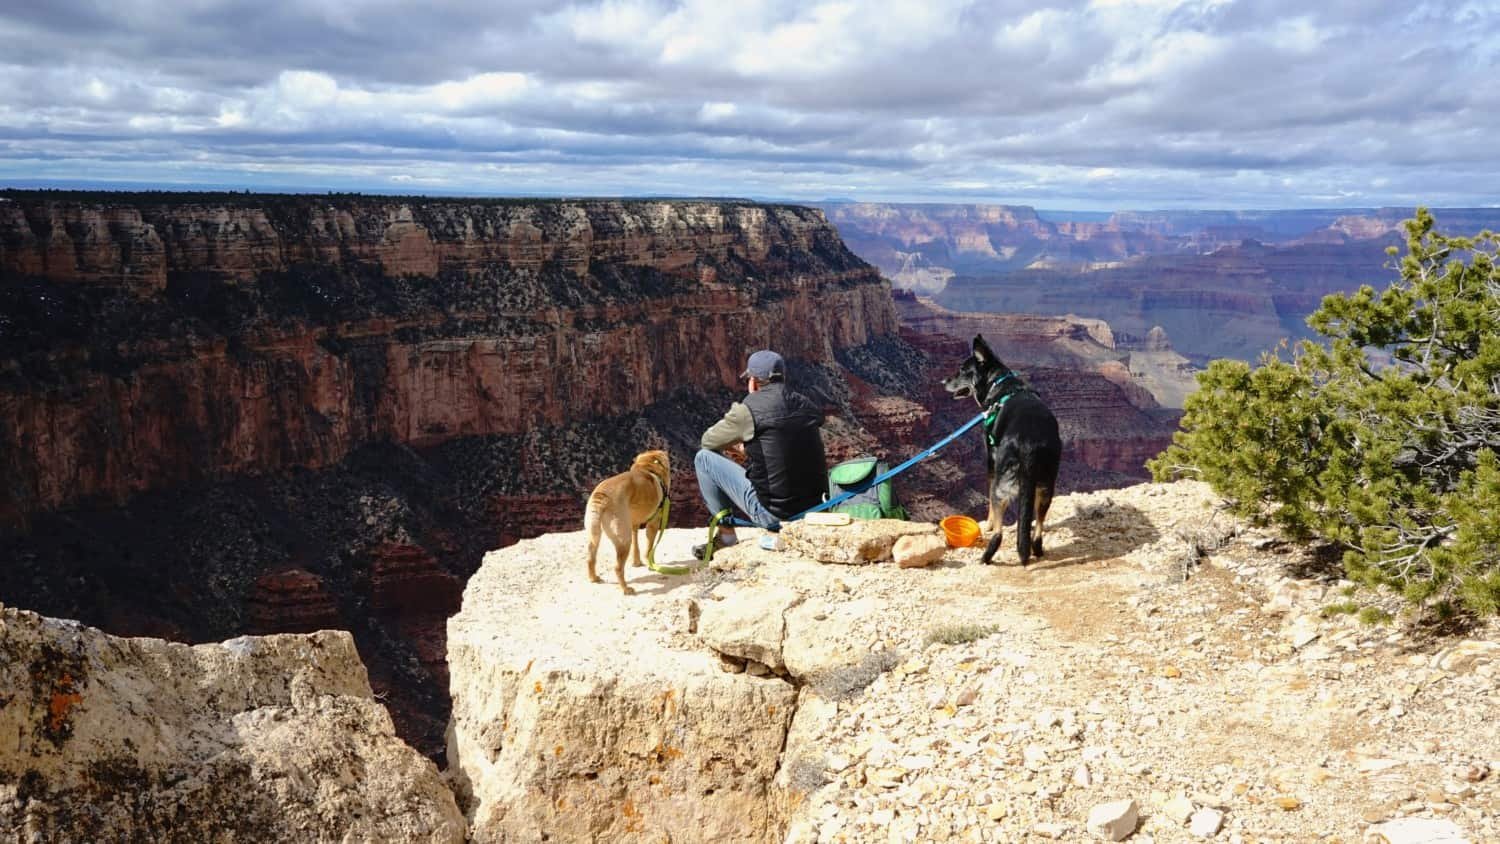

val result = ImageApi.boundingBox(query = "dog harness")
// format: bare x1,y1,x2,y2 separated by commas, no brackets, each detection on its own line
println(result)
981,373,1020,447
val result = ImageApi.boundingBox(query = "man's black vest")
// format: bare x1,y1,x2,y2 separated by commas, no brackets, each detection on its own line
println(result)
742,382,827,519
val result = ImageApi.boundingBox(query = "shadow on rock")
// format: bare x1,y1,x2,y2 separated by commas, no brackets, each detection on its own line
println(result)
1024,501,1162,570
624,567,712,596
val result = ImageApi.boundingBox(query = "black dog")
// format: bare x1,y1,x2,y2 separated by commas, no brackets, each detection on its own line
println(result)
942,335,1062,566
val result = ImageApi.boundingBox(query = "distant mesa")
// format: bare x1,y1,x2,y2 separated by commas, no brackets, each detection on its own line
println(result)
821,201,1500,365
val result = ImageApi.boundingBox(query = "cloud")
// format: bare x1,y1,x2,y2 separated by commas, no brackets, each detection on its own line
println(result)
0,0,1497,208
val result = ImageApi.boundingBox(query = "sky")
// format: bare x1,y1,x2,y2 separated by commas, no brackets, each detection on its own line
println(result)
1,0,1497,209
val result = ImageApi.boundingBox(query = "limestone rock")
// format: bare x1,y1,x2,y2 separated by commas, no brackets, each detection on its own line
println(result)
781,519,938,565
696,585,801,671
1190,807,1224,838
0,606,463,843
893,533,948,569
447,531,799,843
1264,579,1325,615
784,597,884,684
1365,817,1470,843
1436,640,1500,673
1161,795,1196,825
1286,616,1321,650
1086,798,1139,841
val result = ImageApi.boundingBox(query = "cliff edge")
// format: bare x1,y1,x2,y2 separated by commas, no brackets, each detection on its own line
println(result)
0,607,464,842
447,481,1500,842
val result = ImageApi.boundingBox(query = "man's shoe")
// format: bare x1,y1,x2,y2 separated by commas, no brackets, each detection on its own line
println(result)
692,534,738,559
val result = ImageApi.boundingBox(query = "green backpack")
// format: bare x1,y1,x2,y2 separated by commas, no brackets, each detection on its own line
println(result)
826,456,907,520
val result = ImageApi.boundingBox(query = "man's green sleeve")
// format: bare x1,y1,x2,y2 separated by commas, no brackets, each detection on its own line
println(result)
700,402,755,451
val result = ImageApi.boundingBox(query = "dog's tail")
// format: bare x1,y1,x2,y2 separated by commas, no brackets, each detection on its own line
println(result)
583,490,609,553
1016,474,1036,566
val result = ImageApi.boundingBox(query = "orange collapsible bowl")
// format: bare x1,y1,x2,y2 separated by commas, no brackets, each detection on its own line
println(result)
941,515,981,548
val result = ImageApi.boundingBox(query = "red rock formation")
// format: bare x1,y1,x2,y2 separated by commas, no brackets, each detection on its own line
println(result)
492,495,586,547
1,200,851,287
0,196,895,528
820,202,1189,279
368,543,462,616
245,568,342,635
366,542,462,700
853,395,932,451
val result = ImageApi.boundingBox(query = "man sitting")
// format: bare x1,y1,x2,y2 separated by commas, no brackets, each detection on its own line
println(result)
694,350,827,555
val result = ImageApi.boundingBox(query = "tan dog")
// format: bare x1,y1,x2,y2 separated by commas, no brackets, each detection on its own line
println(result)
583,449,671,595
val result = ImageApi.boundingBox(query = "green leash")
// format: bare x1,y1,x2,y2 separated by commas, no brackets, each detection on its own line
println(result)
700,508,734,564
645,488,695,576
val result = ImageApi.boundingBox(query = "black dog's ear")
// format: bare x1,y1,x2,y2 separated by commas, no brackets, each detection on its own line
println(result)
972,334,996,364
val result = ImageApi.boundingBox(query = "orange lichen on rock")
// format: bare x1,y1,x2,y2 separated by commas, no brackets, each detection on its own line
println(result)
48,673,83,735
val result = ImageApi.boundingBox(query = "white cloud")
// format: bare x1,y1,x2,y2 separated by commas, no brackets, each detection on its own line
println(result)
1,0,1497,208
699,101,737,121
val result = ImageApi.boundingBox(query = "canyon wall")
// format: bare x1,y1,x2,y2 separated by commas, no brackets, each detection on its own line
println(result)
0,192,912,757
0,195,893,525
935,239,1397,365
823,203,1500,365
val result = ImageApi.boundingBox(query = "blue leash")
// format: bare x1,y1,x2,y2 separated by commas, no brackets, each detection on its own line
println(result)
718,410,989,528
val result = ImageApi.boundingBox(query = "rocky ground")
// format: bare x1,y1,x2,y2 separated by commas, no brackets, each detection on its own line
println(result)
453,480,1498,843
758,482,1499,844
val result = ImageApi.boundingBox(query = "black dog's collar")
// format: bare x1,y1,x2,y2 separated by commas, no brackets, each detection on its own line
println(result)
982,372,1021,407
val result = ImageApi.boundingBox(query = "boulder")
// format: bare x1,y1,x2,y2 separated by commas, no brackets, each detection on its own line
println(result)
447,531,798,843
781,519,939,565
1086,798,1139,841
783,597,884,687
0,606,463,843
696,585,801,671
1436,640,1500,673
893,533,948,568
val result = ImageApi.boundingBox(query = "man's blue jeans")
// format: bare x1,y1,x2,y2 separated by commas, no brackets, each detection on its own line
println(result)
694,449,781,531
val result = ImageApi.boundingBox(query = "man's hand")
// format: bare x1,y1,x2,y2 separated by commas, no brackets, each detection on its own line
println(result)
724,442,747,464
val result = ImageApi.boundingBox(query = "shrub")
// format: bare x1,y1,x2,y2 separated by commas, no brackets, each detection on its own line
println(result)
1151,209,1500,616
924,623,1000,647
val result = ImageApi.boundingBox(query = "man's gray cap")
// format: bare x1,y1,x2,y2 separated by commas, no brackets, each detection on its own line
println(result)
740,349,785,380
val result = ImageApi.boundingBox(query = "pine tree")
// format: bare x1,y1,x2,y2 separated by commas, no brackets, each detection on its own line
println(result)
1151,209,1500,616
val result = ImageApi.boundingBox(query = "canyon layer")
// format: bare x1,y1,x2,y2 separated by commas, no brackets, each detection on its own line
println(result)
822,202,1500,365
